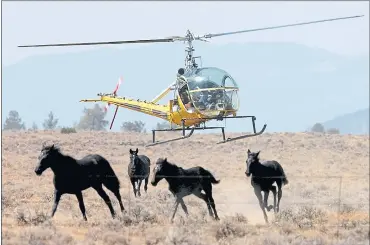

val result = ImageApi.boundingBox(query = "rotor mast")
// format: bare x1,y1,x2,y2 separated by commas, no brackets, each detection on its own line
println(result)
184,30,198,71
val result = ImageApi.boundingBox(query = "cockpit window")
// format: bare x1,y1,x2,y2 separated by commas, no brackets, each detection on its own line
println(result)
176,67,240,117
185,67,238,91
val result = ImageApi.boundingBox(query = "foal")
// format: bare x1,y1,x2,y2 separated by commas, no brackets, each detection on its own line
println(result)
151,157,220,221
245,149,288,223
34,144,125,221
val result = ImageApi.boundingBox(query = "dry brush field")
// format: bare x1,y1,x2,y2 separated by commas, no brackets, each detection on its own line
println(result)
2,130,369,245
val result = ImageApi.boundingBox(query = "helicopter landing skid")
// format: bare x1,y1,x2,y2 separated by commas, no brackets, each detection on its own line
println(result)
215,115,267,144
145,127,196,147
145,116,267,147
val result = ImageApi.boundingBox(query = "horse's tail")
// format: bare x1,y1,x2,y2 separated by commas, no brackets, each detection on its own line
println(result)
277,162,289,186
99,156,121,191
282,176,289,185
201,168,221,184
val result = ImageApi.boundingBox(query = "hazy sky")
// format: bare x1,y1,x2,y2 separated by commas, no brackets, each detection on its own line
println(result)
3,1,369,66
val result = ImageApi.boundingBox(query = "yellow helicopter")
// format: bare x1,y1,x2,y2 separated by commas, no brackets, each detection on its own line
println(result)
18,15,363,146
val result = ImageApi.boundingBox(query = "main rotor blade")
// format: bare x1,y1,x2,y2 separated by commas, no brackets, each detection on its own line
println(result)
18,36,183,48
201,15,364,39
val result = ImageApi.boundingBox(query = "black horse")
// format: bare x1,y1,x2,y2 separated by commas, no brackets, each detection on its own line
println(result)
245,149,288,223
128,148,150,197
34,144,125,221
151,157,220,221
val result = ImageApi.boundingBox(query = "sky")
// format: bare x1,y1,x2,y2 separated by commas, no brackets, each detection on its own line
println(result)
1,1,369,133
2,1,369,66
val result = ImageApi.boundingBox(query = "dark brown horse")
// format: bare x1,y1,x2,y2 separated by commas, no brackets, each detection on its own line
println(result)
34,144,125,221
128,148,150,197
245,149,288,223
151,157,220,221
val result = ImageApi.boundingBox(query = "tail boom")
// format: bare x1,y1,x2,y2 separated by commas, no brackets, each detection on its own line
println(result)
80,95,170,121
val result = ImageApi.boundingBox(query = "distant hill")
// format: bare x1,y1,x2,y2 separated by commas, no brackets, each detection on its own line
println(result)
2,42,369,132
322,108,369,135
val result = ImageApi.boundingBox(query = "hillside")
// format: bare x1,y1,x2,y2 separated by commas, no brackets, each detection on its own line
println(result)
322,108,369,135
2,131,369,245
2,42,369,133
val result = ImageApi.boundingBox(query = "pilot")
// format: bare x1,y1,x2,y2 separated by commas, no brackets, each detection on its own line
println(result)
206,90,223,110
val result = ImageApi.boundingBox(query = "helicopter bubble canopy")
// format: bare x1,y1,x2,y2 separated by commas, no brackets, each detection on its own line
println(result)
179,67,240,117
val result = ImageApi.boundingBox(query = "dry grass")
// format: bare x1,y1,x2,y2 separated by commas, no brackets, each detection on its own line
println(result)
2,130,369,245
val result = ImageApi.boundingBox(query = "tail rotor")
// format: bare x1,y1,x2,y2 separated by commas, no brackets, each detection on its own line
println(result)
104,77,123,130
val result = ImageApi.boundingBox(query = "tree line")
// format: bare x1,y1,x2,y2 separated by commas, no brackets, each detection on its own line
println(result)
310,122,340,134
2,104,340,134
2,104,172,133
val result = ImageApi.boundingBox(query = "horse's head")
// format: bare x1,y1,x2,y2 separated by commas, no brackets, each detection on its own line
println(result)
245,149,260,177
35,143,60,176
151,157,168,186
129,148,139,166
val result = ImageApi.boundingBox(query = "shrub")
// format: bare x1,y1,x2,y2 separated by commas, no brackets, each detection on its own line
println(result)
61,127,77,134
311,123,325,133
327,128,340,134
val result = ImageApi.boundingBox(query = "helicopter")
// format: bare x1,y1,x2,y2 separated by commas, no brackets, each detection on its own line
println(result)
18,14,364,146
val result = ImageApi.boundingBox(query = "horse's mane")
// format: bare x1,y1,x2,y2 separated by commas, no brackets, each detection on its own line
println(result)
49,147,78,165
166,160,176,167
164,160,187,176
62,154,78,164
156,158,179,170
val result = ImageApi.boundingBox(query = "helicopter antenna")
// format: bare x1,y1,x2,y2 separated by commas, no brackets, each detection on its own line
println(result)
18,15,363,71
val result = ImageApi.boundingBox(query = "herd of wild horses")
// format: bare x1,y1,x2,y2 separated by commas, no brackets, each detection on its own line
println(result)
34,143,289,224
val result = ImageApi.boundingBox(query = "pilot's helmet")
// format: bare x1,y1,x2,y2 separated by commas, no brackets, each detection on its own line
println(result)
177,68,185,76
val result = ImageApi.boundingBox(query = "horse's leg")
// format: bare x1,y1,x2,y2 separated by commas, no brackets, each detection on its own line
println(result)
263,190,271,211
207,194,220,221
171,198,180,222
51,189,62,218
144,177,149,193
112,189,125,213
93,185,116,218
270,186,277,214
203,183,220,220
276,182,283,213
137,179,143,197
130,178,137,197
179,198,189,217
193,190,214,218
254,186,269,224
75,191,87,221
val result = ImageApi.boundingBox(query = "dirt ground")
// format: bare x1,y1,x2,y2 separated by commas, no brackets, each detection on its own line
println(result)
2,130,369,245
